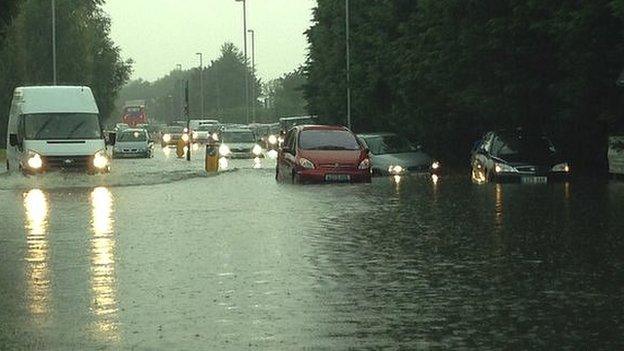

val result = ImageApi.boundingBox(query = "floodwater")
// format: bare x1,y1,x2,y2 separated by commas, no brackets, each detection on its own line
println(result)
1,148,623,350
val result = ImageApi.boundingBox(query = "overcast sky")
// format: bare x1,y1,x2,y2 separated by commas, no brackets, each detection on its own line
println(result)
101,0,316,83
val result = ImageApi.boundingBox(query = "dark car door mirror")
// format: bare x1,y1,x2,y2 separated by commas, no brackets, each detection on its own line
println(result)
107,132,116,146
9,134,20,147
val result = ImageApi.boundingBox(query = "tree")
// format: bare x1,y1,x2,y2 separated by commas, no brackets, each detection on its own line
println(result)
304,0,624,171
0,0,132,146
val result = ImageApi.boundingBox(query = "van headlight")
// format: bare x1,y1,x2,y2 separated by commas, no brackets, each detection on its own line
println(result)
252,144,262,156
551,163,570,173
26,151,43,170
93,150,110,169
211,133,219,141
162,134,171,143
181,134,189,142
219,144,231,156
268,135,278,145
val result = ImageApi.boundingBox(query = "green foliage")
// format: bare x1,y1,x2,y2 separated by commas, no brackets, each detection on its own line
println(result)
264,67,308,119
115,42,262,125
0,0,132,145
305,0,624,170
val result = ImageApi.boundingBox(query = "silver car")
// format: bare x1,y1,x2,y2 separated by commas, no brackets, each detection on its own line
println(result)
113,129,153,158
219,128,263,159
358,133,440,176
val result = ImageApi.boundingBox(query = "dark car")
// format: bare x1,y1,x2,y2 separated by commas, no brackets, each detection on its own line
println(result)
358,132,440,176
470,130,571,183
160,126,188,147
276,125,371,184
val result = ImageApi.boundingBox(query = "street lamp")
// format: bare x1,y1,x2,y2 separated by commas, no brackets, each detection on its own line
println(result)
176,64,182,71
248,29,256,123
235,0,249,124
51,0,57,85
345,0,351,129
196,53,204,118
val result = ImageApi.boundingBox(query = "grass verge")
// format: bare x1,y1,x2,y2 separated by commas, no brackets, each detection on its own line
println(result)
0,149,5,163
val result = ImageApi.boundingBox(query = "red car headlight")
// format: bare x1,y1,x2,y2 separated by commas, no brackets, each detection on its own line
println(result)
298,158,315,169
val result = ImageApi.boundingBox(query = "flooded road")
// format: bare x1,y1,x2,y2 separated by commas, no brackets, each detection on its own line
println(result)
1,148,623,350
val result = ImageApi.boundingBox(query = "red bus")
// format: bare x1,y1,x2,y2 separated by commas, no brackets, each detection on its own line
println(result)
122,100,147,127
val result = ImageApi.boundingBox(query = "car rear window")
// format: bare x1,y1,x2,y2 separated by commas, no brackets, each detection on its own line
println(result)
298,130,360,150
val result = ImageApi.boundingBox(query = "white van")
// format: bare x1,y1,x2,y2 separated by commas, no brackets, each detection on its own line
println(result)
5,86,112,174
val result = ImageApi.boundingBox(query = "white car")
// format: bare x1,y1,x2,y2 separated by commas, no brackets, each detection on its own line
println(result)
5,86,112,174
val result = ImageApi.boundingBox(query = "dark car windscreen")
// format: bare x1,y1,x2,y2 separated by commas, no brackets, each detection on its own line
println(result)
494,134,556,158
163,126,184,134
23,113,102,140
364,135,415,154
117,131,147,142
197,125,217,131
299,130,360,150
222,131,255,143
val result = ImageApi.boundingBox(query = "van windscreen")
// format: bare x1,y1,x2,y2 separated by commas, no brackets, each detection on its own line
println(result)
23,113,102,140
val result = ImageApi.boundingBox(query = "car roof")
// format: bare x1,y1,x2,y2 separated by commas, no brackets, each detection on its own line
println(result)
120,128,146,133
222,128,253,133
358,132,397,138
279,116,316,121
295,124,349,132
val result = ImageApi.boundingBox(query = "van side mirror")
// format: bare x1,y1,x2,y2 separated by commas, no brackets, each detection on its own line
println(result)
9,134,20,147
107,132,116,146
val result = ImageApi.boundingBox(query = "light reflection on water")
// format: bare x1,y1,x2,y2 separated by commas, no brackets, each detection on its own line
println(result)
219,157,229,170
23,189,50,319
89,187,119,343
253,157,262,169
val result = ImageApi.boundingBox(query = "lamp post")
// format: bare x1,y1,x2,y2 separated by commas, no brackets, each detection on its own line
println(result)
345,0,351,129
176,64,182,121
52,0,57,85
196,53,204,118
248,29,256,123
235,0,249,124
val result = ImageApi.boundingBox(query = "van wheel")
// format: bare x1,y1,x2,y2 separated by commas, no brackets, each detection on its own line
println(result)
5,161,9,172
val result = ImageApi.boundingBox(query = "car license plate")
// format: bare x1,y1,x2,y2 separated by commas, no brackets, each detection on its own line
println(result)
521,176,547,184
325,174,350,182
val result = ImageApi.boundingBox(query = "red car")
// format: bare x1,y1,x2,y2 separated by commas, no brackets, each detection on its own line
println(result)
276,125,372,184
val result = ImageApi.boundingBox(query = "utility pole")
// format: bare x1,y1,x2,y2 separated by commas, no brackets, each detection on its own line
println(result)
248,29,256,123
52,0,57,85
196,53,204,118
235,0,249,124
185,81,191,161
345,0,351,129
176,64,182,121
